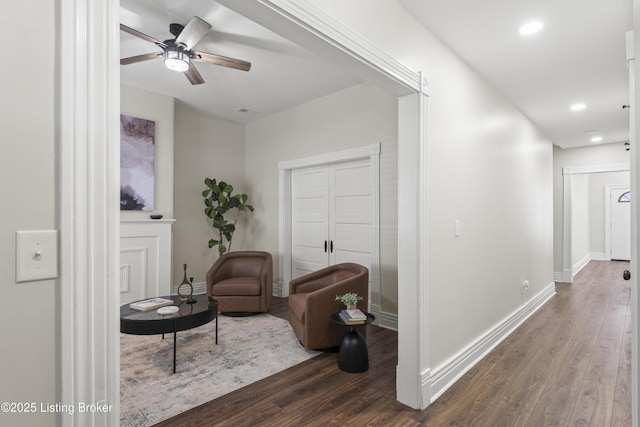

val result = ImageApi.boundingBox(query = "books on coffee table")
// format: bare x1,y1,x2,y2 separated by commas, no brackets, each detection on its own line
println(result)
339,309,367,325
130,297,174,311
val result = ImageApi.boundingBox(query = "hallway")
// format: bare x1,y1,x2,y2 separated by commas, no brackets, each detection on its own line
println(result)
423,260,632,426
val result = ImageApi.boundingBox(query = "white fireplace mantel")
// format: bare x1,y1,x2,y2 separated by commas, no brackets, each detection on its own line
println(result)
120,218,175,303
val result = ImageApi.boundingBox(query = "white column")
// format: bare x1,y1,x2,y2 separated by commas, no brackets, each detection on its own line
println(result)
58,0,120,425
397,86,430,409
562,170,574,283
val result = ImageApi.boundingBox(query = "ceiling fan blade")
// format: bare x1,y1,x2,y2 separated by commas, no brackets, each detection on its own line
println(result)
184,62,205,85
120,24,165,47
120,52,162,65
192,51,251,72
175,16,212,50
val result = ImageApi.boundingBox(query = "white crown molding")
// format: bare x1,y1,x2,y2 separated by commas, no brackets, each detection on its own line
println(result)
217,0,423,96
263,0,423,93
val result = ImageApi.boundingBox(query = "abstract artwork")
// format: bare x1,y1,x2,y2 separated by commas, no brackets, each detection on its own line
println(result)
120,115,155,211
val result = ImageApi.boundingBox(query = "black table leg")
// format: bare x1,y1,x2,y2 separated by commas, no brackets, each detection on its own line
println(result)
173,331,177,374
338,326,369,373
215,316,218,345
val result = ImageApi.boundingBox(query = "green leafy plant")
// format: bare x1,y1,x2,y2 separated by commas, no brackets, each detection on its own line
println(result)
335,292,363,307
202,178,254,256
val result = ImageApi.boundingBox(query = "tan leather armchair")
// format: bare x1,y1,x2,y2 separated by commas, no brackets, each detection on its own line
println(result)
206,251,273,314
288,263,368,350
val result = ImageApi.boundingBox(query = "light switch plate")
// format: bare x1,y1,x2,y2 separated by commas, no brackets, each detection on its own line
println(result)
16,230,58,283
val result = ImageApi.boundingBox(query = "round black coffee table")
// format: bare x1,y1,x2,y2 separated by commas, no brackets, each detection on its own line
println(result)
120,295,218,373
330,311,375,373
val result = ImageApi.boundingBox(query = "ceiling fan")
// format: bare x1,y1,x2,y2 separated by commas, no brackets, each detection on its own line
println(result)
120,16,251,85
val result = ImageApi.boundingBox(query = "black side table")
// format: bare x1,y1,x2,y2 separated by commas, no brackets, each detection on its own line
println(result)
330,311,376,373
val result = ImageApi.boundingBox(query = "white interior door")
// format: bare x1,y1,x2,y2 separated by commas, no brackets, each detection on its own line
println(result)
291,159,373,279
291,166,329,278
611,187,631,261
330,160,372,271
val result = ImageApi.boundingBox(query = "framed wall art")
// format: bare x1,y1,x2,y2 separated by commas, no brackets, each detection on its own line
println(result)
120,114,155,211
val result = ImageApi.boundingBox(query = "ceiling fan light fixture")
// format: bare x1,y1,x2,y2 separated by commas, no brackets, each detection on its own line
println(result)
164,48,189,72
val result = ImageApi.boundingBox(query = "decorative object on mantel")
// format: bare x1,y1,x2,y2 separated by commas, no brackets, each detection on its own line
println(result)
335,292,363,310
202,178,254,256
177,264,196,304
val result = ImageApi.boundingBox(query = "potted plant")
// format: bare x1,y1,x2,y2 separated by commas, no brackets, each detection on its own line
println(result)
335,292,363,310
202,178,254,256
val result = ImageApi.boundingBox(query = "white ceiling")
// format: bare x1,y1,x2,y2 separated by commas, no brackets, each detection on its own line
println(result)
119,0,361,123
121,0,633,149
395,0,632,149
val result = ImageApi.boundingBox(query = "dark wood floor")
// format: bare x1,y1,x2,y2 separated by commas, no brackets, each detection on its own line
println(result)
153,260,631,426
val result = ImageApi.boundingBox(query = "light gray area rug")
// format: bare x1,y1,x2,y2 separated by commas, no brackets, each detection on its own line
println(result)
120,313,320,427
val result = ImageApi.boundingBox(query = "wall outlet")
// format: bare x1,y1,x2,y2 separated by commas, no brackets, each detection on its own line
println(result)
521,279,530,290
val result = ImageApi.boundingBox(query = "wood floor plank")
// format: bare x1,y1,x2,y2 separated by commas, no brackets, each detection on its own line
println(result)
611,304,633,427
152,261,631,427
525,282,609,426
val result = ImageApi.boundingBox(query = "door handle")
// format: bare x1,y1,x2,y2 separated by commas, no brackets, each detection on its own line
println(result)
623,270,631,280
324,240,327,253
330,240,334,253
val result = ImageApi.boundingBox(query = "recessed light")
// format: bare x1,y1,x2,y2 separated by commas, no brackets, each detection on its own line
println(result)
518,21,544,36
570,103,586,112
590,136,603,143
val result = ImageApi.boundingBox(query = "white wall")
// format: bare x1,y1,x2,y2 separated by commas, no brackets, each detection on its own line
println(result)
0,1,56,426
572,174,590,269
173,103,246,286
245,83,399,313
306,0,554,372
120,85,175,218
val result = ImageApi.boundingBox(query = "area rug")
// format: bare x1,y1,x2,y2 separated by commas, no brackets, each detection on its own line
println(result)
120,314,320,427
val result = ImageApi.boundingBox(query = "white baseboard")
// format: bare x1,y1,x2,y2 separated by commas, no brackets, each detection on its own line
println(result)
572,254,591,277
557,255,606,284
378,311,398,331
273,280,285,297
185,281,284,298
429,282,557,402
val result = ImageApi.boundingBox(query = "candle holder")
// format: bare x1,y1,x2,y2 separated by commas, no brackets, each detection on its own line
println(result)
177,264,195,303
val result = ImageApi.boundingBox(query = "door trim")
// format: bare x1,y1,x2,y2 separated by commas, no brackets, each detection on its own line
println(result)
562,163,629,282
278,143,381,318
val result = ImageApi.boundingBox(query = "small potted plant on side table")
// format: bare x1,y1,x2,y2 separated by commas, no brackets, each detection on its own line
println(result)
336,292,363,311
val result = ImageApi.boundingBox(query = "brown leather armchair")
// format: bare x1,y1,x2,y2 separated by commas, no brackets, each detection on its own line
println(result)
288,263,368,350
206,251,273,314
